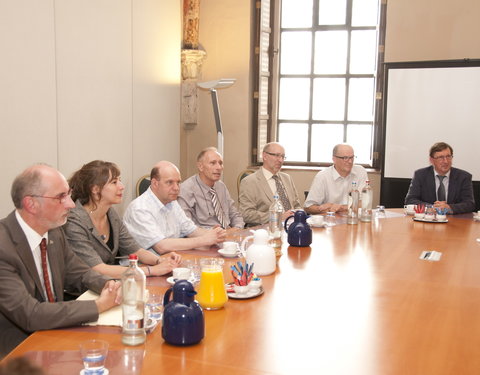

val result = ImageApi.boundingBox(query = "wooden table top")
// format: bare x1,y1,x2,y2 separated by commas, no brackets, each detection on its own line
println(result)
4,210,480,375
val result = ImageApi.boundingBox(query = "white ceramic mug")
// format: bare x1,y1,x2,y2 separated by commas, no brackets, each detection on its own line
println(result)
173,267,191,280
222,241,239,254
308,215,324,226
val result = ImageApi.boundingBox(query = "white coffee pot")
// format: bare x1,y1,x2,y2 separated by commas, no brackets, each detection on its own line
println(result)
240,229,276,276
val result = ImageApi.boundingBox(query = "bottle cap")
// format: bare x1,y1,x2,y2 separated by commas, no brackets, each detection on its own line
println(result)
128,254,139,260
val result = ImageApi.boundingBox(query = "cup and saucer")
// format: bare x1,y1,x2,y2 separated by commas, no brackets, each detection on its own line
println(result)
307,215,326,228
218,241,241,258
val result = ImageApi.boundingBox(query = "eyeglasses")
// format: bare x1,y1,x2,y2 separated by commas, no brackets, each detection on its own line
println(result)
30,189,73,204
265,151,286,160
334,155,356,162
432,155,453,161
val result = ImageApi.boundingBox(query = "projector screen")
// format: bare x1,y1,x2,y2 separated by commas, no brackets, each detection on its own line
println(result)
383,61,480,181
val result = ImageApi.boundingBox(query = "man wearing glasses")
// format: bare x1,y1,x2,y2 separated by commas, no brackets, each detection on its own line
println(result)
239,142,301,226
404,142,475,214
305,144,368,214
0,164,121,358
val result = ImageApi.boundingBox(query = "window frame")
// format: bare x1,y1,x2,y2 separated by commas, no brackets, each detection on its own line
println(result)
251,0,387,169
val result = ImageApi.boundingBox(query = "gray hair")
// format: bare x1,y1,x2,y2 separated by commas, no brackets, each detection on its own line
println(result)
11,165,48,209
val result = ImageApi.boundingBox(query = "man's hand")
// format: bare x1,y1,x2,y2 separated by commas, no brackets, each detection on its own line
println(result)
202,226,227,245
95,280,121,313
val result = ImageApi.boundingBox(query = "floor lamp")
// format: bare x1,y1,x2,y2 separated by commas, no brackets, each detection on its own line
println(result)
197,78,236,156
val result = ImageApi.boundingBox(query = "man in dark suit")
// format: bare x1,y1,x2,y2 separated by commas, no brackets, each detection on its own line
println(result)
239,142,301,226
405,142,475,214
0,164,121,358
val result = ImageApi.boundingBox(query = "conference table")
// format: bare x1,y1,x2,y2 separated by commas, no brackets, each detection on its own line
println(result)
3,210,480,374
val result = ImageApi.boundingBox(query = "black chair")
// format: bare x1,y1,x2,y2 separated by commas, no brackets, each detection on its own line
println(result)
136,175,151,197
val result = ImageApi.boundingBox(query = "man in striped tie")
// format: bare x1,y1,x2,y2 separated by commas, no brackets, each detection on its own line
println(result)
178,147,245,229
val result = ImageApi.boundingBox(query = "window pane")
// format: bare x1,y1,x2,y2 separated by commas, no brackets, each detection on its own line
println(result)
282,0,313,28
278,78,311,120
346,124,373,164
281,32,312,74
313,78,345,120
350,30,377,74
314,31,348,74
311,124,344,162
278,122,309,162
318,0,346,25
347,78,374,121
352,0,379,27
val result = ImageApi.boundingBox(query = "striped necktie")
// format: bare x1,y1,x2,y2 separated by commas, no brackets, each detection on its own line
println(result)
272,175,291,210
437,175,446,201
40,238,55,302
210,188,228,228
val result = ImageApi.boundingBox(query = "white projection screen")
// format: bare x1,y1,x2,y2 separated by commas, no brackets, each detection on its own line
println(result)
380,60,480,208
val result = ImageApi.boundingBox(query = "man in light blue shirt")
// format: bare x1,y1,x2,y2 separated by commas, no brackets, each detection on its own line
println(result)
124,161,226,254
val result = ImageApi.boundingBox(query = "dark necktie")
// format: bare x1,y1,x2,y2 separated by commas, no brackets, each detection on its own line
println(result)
40,238,55,303
210,188,228,228
437,175,446,201
272,175,291,211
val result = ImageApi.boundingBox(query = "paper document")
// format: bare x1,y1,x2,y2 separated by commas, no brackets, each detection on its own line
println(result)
77,290,122,327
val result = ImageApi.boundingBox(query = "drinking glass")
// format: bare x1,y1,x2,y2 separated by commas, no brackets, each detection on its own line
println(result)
79,340,109,375
146,292,163,321
183,259,201,285
325,212,336,227
375,205,387,219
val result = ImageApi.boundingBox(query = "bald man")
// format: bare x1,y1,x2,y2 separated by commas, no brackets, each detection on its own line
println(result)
0,164,120,358
123,161,226,254
305,144,368,214
178,147,244,229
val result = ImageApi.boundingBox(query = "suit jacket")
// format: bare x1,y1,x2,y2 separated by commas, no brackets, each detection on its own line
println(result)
64,200,140,269
405,166,475,214
0,211,110,358
239,168,301,226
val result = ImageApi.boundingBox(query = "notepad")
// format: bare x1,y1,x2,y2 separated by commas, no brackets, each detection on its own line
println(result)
77,290,123,327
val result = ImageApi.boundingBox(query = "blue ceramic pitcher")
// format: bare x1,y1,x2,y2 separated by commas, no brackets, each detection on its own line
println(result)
162,280,204,346
284,210,312,247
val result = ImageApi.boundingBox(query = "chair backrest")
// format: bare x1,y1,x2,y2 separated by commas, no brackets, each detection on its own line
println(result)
136,175,151,197
237,169,255,197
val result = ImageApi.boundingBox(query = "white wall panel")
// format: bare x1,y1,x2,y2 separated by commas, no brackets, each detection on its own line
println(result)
0,0,57,216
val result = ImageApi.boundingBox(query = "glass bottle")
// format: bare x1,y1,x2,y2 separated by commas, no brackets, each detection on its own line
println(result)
269,195,284,249
360,180,373,222
347,181,359,225
121,254,146,346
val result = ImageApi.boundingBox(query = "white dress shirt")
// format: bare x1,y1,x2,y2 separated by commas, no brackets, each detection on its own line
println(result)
305,165,368,207
123,187,197,251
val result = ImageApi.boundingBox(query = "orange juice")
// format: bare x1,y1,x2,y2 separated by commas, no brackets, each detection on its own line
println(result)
196,268,228,310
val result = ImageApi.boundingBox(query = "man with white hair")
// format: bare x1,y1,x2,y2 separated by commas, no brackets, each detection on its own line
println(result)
178,147,244,229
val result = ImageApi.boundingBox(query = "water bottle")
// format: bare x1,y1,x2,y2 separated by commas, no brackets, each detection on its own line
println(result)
347,182,359,225
360,180,373,222
269,195,283,250
121,254,146,346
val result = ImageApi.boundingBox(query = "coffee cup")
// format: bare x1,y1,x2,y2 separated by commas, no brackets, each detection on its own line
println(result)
404,204,415,214
308,215,324,226
173,267,191,280
222,241,239,254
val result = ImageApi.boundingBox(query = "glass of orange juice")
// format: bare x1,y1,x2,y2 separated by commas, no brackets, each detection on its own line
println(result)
196,258,228,310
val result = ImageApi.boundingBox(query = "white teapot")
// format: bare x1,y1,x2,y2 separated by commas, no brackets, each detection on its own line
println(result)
241,229,276,276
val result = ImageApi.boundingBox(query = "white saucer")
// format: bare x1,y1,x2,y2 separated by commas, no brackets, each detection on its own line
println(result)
166,276,195,285
473,215,480,222
218,249,240,258
80,369,109,375
405,210,416,215
227,286,264,300
307,222,326,228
